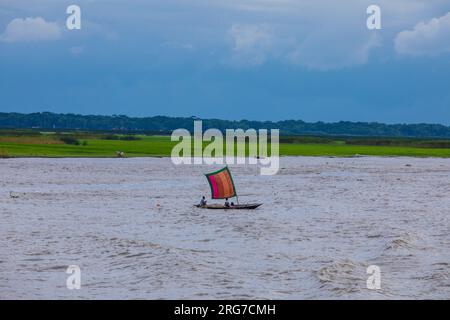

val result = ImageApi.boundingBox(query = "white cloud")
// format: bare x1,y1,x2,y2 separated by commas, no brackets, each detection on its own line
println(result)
0,17,61,43
288,31,382,71
228,23,274,66
227,21,382,70
1,0,448,68
220,0,450,69
395,12,450,56
224,1,389,70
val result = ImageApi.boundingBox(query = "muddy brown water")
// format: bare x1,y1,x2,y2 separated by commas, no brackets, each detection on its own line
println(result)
0,157,449,299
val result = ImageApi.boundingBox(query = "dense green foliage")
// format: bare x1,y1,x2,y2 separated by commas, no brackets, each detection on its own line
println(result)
2,112,450,138
59,136,80,145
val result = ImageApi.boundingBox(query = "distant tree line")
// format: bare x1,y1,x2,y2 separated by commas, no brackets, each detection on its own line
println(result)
1,112,450,138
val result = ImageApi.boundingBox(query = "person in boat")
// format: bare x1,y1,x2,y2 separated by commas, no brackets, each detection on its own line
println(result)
224,198,230,208
199,196,207,206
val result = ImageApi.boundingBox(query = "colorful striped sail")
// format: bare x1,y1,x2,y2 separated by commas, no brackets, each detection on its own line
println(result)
205,167,237,199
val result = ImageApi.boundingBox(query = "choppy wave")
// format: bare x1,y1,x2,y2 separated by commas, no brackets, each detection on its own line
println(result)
1,157,449,299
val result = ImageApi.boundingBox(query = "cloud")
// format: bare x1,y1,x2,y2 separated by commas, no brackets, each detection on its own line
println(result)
226,22,382,70
224,1,389,70
228,23,274,66
0,17,61,43
0,0,447,68
395,12,450,56
288,31,381,71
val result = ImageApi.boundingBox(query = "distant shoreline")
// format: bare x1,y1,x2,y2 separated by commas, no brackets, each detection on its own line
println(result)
2,155,450,160
2,111,450,138
1,130,450,158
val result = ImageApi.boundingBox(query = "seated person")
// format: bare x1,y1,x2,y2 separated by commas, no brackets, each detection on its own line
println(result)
199,196,207,206
224,198,230,207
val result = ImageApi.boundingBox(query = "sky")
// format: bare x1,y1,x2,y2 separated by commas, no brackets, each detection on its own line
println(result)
1,0,450,124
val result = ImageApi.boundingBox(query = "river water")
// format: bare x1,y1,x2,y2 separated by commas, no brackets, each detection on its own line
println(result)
0,157,449,299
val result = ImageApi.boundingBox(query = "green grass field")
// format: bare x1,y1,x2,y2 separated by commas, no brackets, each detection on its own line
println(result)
1,131,450,158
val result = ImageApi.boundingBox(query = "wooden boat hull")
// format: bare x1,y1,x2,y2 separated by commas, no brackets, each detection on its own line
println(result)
195,203,262,210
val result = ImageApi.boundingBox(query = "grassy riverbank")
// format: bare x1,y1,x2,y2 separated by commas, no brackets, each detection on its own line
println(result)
1,130,450,158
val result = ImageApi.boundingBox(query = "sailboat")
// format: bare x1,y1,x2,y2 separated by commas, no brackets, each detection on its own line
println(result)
195,166,262,210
